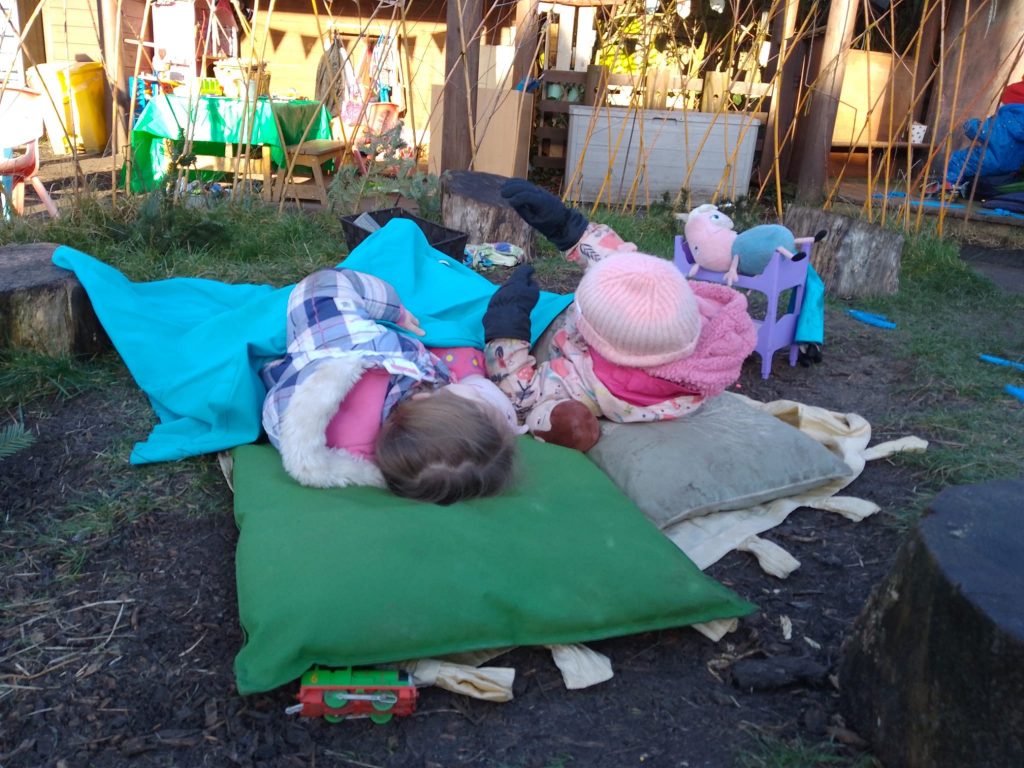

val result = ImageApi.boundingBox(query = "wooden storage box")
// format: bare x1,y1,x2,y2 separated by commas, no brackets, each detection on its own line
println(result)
564,105,761,203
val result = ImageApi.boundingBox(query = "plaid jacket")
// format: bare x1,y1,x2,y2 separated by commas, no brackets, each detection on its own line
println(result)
260,268,449,448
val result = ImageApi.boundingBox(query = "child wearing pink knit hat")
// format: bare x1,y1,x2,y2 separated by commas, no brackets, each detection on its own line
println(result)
482,180,757,452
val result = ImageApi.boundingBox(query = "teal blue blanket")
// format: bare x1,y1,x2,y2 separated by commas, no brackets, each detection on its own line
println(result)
53,218,574,464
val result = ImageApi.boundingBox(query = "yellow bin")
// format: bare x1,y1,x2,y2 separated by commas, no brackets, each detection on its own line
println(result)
27,61,109,154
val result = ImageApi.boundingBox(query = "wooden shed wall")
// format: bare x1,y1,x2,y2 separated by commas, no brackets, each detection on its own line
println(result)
41,0,149,85
240,0,451,143
118,0,150,83
42,0,103,62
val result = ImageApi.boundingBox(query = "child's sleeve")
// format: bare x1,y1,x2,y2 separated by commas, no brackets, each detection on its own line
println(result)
565,222,638,268
334,268,404,324
484,338,597,438
284,268,405,353
484,338,546,414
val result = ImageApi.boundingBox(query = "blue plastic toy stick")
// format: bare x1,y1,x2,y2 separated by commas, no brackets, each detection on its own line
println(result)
980,354,1024,373
1006,385,1024,402
847,310,897,329
851,310,891,322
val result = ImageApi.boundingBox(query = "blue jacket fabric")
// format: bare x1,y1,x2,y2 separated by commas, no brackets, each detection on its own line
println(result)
946,104,1024,184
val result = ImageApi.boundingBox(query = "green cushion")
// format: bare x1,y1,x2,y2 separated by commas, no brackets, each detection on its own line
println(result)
232,439,755,694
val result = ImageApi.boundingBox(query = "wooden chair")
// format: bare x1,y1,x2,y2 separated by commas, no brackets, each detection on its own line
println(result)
272,137,348,206
273,101,401,204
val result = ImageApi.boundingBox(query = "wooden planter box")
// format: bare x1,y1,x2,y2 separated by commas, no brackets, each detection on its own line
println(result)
564,105,761,203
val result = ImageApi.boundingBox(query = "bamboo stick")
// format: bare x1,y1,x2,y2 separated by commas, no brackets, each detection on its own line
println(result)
124,0,155,196
109,0,124,203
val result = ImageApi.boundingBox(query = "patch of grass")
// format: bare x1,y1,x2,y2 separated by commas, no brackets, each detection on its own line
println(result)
737,736,878,768
14,454,228,579
0,350,122,409
855,226,1024,503
590,204,678,258
0,191,349,286
490,757,574,768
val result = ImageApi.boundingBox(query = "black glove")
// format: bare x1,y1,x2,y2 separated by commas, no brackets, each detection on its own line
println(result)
483,265,540,343
501,179,588,251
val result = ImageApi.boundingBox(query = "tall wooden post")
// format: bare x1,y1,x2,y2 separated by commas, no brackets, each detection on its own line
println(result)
98,0,127,154
912,0,942,122
793,0,858,203
512,0,540,89
757,0,799,186
441,0,483,172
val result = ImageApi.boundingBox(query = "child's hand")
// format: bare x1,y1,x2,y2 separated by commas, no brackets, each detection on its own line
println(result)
398,306,426,336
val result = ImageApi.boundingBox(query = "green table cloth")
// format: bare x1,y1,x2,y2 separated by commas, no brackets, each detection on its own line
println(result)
126,94,333,192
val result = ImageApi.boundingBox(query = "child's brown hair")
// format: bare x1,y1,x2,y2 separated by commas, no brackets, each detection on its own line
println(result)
376,390,519,505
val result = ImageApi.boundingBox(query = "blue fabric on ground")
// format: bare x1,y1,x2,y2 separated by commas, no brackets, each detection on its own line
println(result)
874,192,968,210
340,218,575,347
51,247,290,464
977,195,1024,218
52,218,574,465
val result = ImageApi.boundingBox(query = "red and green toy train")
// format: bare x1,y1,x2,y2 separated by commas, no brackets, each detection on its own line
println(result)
290,667,418,723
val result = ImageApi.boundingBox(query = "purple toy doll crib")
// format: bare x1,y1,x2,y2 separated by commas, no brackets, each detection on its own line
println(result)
673,235,814,379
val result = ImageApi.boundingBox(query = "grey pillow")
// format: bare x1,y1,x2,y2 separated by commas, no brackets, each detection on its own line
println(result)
531,308,851,528
585,393,853,529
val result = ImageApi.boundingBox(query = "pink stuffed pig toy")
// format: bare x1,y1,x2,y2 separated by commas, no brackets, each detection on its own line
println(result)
684,203,800,287
683,204,737,276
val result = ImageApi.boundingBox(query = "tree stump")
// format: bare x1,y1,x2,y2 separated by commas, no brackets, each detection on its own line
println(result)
784,206,903,298
440,170,537,261
0,243,109,356
839,479,1024,768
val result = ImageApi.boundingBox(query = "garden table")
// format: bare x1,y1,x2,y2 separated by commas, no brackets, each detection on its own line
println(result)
126,94,333,198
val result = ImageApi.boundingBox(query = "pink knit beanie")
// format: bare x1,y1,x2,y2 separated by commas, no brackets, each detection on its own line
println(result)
574,252,702,367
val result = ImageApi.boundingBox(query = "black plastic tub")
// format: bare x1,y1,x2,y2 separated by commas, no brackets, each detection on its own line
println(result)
340,208,469,261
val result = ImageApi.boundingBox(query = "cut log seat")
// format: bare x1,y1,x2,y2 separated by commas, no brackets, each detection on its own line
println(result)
440,170,537,262
784,206,903,298
0,243,108,356
839,479,1024,768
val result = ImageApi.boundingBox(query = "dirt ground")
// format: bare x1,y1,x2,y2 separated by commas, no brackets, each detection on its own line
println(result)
1,155,1020,768
0,311,923,768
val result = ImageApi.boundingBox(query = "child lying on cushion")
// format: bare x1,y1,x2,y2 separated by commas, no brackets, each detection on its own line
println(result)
261,267,527,504
481,180,757,452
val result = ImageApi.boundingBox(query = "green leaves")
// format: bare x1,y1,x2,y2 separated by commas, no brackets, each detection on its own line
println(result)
0,421,35,460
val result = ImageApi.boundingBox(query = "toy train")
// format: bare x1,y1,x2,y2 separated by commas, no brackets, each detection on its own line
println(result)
288,667,418,724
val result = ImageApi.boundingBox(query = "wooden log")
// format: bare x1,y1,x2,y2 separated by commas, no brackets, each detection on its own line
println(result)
839,479,1024,768
784,206,902,298
440,170,537,261
0,243,109,356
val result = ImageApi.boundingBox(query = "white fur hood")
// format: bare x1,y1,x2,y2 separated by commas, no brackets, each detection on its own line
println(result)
274,356,386,489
